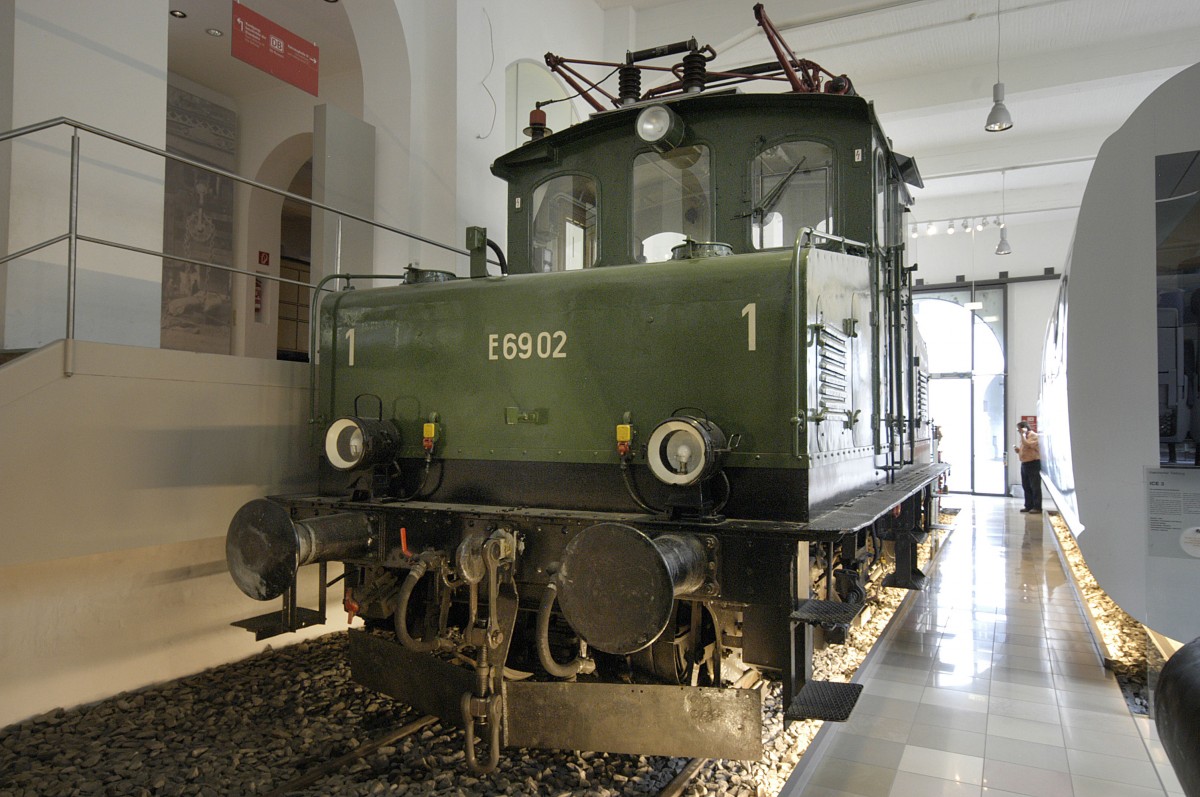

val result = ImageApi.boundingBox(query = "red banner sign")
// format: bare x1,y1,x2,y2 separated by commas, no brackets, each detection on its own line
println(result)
232,3,319,96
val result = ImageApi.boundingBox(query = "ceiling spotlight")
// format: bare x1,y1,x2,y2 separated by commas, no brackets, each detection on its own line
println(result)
911,224,919,239
976,218,987,231
986,83,1013,132
926,222,937,236
206,28,223,37
169,9,187,18
994,216,1002,227
946,221,955,235
995,226,1012,256
962,219,971,232
984,0,1013,132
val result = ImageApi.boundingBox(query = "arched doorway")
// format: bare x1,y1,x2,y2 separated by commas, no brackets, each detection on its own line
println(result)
277,160,312,362
914,288,1007,494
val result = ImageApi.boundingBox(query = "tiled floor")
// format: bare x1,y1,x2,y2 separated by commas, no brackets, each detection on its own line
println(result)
780,495,1185,797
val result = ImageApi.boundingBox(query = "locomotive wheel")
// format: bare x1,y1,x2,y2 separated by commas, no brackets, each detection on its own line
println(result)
631,601,718,686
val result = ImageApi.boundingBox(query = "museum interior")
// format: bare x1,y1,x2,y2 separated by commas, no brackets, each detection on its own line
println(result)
1,2,1199,795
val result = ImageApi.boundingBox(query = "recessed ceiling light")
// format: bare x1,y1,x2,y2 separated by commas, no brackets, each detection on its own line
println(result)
169,10,187,18
206,28,223,37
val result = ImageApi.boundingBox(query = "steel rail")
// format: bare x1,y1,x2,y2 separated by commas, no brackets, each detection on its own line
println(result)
657,670,764,797
261,714,438,797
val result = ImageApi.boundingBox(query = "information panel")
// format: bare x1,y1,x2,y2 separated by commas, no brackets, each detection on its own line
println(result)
232,3,319,96
1146,467,1200,559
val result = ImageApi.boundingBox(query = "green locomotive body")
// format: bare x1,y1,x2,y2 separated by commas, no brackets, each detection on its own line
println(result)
316,91,928,517
227,16,944,770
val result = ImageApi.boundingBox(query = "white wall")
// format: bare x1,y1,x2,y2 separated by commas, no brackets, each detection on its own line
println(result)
908,215,1072,286
1,0,167,351
454,0,608,269
0,341,329,726
1007,279,1058,487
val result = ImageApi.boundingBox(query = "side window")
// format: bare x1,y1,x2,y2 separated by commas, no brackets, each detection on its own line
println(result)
751,141,835,249
632,146,711,262
531,175,598,272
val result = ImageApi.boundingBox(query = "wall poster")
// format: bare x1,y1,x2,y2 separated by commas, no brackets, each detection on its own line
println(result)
161,85,238,354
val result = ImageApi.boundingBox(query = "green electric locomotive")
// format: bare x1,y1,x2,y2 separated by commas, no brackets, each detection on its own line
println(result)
227,5,945,772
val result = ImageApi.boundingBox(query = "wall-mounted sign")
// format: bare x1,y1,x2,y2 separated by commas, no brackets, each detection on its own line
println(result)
232,3,319,97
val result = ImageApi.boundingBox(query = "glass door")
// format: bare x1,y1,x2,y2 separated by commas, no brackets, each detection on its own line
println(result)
914,287,1007,494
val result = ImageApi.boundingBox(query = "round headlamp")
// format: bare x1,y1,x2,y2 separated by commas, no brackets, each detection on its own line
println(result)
635,105,685,153
646,416,727,487
323,416,400,471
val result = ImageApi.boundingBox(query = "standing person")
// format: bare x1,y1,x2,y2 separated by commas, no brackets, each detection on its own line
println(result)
1014,420,1042,513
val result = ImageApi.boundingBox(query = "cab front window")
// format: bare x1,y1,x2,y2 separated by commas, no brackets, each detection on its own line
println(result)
632,145,711,262
531,175,598,272
751,141,835,249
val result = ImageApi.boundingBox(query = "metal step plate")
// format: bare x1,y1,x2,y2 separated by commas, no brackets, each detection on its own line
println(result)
784,680,864,722
790,598,862,627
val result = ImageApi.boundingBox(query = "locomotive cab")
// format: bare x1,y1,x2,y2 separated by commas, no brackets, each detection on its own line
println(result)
494,90,917,272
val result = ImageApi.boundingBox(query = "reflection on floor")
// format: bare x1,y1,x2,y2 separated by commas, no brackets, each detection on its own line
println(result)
780,495,1184,797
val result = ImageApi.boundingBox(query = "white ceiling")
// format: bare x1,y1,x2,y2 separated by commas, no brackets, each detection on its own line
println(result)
625,0,1200,228
166,0,359,100
166,0,1200,232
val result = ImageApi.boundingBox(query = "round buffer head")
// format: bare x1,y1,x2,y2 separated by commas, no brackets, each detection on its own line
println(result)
556,522,677,655
226,498,301,601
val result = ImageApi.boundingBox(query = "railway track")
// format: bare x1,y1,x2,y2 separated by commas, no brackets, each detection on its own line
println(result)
263,715,439,797
266,721,717,797
262,671,771,796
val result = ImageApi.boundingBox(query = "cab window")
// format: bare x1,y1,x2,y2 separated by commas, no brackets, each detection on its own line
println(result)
632,145,711,262
751,141,835,249
531,175,597,272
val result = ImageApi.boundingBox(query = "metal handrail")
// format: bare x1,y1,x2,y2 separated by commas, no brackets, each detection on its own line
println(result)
0,116,477,258
0,116,497,374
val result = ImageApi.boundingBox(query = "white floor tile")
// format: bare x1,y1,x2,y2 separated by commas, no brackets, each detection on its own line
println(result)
987,711,1065,747
888,770,982,797
1059,705,1140,737
1070,775,1172,797
984,734,1070,773
1066,749,1163,789
898,745,984,785
920,686,990,713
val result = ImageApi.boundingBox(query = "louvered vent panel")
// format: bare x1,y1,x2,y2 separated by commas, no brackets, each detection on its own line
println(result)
817,325,849,412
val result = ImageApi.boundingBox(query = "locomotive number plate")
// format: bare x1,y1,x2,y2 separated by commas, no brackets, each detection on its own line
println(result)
488,331,567,361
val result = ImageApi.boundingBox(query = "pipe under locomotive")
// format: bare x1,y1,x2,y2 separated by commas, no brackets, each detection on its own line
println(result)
226,5,946,772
